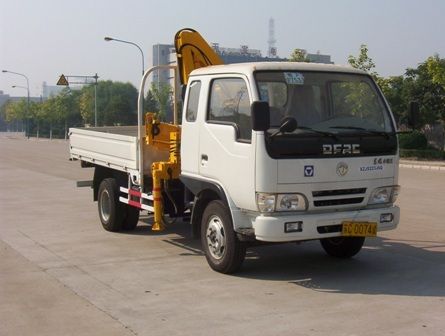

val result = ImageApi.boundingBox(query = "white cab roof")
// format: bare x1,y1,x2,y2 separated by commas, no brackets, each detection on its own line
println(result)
189,62,367,77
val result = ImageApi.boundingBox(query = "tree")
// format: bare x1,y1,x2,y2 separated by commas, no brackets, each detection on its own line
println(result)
28,101,44,138
348,44,391,91
40,97,59,139
145,90,158,113
405,61,445,125
2,99,27,132
379,76,409,124
79,88,94,126
348,44,377,75
150,82,173,121
53,88,81,139
426,54,445,88
79,81,138,126
289,49,310,62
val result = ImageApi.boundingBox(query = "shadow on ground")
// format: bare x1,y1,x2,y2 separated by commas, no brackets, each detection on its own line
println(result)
126,216,445,298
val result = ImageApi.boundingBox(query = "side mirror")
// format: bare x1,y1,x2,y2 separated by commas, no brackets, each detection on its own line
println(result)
251,101,270,131
407,101,419,129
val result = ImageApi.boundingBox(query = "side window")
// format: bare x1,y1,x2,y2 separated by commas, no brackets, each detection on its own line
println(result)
185,81,201,122
208,78,251,141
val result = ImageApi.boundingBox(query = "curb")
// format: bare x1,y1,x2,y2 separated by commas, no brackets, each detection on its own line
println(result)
399,160,445,171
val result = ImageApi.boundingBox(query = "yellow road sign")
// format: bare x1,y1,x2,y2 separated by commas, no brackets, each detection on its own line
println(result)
57,74,69,86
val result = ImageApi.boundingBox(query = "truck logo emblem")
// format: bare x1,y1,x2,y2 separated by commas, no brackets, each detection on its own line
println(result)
323,144,360,155
304,165,314,177
336,162,349,176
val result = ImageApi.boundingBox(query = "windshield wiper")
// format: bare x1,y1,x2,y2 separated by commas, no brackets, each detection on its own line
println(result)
329,126,393,139
296,126,339,140
269,117,338,140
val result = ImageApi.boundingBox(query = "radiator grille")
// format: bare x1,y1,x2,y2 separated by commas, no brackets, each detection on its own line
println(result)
312,188,366,208
312,188,366,197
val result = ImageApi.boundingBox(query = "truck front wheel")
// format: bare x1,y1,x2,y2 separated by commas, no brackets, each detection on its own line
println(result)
320,237,365,258
201,200,246,274
98,178,125,232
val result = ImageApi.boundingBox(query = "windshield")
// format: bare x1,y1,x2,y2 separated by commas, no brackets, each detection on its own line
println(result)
255,71,394,134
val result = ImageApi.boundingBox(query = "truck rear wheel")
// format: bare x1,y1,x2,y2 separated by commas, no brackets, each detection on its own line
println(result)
122,206,140,231
320,237,365,258
98,178,125,232
201,200,246,274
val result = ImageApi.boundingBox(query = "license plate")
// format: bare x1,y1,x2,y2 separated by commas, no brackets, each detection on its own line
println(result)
342,221,377,237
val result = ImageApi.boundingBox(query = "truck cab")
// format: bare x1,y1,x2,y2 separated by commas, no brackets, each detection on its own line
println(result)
180,62,400,273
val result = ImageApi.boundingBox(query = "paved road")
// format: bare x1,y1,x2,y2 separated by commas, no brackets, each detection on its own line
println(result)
1,137,444,336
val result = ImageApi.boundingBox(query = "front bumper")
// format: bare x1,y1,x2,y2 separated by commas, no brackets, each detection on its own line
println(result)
251,206,400,242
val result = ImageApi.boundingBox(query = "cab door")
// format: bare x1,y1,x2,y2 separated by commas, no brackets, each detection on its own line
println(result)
198,76,256,210
181,80,203,175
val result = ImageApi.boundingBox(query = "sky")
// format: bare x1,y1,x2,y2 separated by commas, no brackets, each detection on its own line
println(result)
1,0,444,97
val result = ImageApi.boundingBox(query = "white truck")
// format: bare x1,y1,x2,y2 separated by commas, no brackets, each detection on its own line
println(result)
69,29,402,273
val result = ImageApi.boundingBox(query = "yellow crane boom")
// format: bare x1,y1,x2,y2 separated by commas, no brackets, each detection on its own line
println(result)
174,28,223,86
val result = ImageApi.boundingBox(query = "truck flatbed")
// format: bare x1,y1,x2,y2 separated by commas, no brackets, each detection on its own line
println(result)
69,126,167,176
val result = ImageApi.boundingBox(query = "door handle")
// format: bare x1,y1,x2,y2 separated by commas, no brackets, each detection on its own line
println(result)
201,154,208,166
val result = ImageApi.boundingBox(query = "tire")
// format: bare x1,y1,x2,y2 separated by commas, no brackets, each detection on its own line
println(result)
98,178,125,232
122,206,140,231
320,237,365,258
201,200,246,274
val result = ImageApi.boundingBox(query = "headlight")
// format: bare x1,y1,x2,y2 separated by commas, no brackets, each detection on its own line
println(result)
368,185,400,205
257,193,276,212
257,193,307,212
391,185,400,202
276,194,307,211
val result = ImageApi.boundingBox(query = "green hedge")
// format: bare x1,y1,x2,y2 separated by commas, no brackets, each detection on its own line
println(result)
398,131,428,149
400,149,445,160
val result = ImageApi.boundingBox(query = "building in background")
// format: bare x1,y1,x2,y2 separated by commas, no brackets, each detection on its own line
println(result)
152,44,176,87
293,48,333,64
152,43,289,87
307,51,333,64
212,43,273,63
152,42,332,88
42,81,64,99
0,81,66,110
0,90,12,109
0,90,41,109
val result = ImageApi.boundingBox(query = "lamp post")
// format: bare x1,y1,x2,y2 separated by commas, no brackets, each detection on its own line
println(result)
104,37,145,115
3,70,30,137
104,37,145,76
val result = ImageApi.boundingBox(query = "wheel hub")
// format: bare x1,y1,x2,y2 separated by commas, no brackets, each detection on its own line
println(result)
100,189,111,222
206,215,226,260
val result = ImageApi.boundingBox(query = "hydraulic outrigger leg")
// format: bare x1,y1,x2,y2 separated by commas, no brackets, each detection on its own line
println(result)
145,113,181,231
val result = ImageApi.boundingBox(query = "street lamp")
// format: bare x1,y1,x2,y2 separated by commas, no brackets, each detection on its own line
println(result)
104,37,145,76
12,85,28,90
104,37,145,115
3,70,30,137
